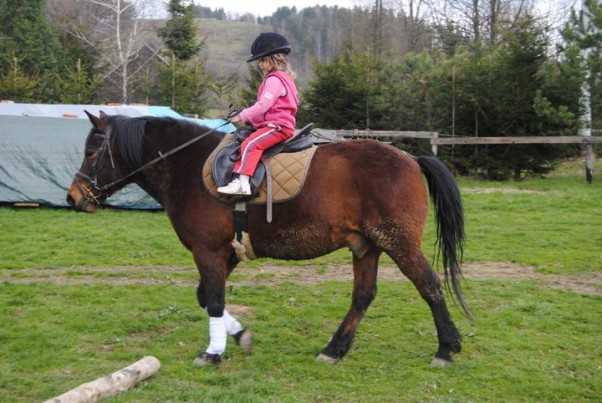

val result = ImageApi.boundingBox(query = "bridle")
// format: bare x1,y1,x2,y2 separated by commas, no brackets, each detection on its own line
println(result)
74,129,117,208
74,119,232,207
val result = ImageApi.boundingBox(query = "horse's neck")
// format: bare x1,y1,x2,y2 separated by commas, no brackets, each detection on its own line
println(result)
136,132,221,206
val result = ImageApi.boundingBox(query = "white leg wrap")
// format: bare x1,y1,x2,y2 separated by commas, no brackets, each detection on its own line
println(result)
223,309,244,335
206,316,227,355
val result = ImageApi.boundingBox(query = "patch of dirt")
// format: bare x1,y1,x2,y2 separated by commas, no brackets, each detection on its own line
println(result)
1,262,600,295
462,187,546,194
461,262,602,295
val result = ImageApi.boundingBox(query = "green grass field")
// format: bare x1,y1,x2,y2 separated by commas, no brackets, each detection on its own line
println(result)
0,161,600,401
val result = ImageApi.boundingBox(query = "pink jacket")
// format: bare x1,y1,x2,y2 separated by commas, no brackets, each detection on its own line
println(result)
238,71,299,130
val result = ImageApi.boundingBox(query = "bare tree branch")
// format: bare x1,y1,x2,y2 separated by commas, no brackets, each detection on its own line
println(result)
49,0,158,103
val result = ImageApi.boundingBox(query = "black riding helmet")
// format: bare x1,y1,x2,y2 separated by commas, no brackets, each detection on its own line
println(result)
247,32,291,63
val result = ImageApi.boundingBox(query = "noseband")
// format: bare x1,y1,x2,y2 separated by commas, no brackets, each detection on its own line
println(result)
74,120,231,207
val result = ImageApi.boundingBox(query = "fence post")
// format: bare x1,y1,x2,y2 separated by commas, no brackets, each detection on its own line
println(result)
431,132,438,156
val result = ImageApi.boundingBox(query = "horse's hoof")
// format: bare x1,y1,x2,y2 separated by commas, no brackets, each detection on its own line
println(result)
234,329,253,355
431,357,453,367
316,353,338,364
192,352,221,367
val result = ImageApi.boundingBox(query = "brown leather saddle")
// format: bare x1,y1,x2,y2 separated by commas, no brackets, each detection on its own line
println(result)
210,123,314,198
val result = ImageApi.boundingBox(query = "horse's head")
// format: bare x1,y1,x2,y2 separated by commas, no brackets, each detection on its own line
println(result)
66,111,122,212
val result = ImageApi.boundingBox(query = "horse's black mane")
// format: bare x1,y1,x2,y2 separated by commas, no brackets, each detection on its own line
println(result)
105,115,200,169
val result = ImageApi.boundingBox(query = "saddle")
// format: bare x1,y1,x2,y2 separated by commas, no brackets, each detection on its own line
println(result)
211,123,314,196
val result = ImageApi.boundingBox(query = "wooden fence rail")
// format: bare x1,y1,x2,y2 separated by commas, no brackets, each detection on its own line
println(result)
313,129,602,144
312,129,599,181
430,136,602,145
313,129,436,139
313,129,601,154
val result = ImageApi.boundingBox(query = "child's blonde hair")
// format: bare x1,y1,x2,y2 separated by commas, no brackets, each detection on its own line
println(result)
261,53,296,80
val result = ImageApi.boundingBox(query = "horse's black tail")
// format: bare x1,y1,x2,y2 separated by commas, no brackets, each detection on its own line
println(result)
416,156,472,321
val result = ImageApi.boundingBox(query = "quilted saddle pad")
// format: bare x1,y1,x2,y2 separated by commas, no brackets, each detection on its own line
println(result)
202,134,318,205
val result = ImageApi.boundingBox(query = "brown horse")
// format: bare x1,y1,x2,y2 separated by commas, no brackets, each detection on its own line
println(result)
67,112,470,367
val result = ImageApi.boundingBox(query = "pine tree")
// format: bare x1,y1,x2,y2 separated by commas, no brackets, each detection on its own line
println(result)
302,42,383,129
156,54,208,116
0,56,38,102
0,0,66,101
155,0,210,114
55,58,100,104
157,0,202,62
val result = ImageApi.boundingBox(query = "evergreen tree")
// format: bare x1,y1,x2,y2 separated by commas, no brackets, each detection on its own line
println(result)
46,0,101,104
491,16,578,179
0,0,66,101
158,0,202,62
0,56,38,101
378,51,443,156
156,0,209,114
156,54,209,116
55,58,100,104
209,72,240,110
562,0,602,135
443,16,580,179
302,42,384,129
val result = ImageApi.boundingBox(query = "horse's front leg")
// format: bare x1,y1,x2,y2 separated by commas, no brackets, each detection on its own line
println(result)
192,250,252,366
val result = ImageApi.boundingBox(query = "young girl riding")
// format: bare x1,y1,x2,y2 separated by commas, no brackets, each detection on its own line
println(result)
218,32,299,196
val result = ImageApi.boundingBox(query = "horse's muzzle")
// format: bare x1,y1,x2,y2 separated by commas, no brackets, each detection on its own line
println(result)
66,181,97,213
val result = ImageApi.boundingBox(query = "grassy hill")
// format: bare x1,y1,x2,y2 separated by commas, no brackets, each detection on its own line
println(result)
195,19,265,115
198,18,265,80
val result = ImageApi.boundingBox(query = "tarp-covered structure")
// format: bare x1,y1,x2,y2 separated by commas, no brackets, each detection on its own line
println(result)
0,103,235,209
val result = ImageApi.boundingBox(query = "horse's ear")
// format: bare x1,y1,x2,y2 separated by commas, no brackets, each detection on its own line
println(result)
85,110,104,131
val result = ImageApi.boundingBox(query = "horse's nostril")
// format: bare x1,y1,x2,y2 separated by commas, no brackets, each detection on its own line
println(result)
66,194,75,206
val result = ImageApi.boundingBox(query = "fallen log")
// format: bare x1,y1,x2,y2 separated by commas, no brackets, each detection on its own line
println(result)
44,356,160,403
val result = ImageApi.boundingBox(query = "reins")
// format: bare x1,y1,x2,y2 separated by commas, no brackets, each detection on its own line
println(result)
81,119,231,203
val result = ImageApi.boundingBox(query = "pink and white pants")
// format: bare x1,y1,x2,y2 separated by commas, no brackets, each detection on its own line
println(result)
233,124,294,176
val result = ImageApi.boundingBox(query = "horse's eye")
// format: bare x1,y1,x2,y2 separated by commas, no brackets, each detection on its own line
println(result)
85,149,96,158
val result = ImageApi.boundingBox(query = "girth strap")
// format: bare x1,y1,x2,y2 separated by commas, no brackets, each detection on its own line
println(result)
261,156,274,223
231,202,256,262
233,202,248,242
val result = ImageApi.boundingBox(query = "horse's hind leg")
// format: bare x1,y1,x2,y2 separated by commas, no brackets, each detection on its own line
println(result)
317,245,380,364
394,251,462,366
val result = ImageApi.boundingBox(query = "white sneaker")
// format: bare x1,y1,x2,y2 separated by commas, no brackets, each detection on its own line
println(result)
217,178,251,195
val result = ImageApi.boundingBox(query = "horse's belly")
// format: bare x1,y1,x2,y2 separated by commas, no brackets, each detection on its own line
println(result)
251,229,341,261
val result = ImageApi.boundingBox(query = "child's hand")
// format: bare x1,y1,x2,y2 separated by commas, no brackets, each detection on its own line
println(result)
226,104,243,122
